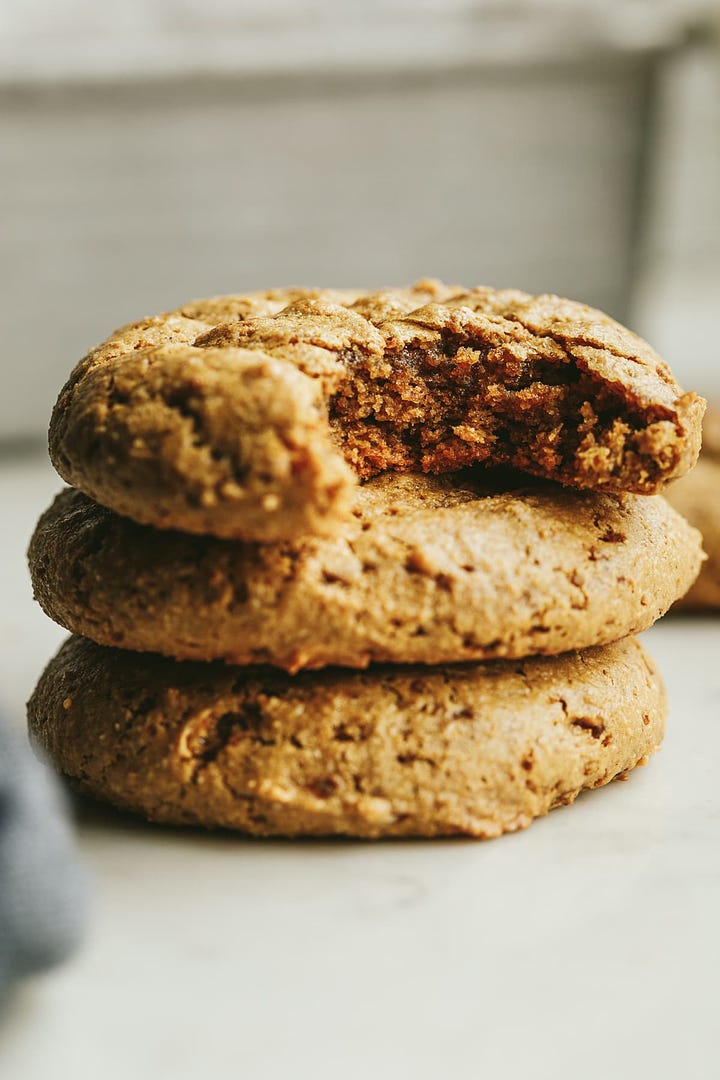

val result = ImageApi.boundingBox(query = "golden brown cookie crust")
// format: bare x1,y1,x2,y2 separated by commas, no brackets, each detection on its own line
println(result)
48,282,705,541
30,474,703,670
667,406,720,609
27,636,666,839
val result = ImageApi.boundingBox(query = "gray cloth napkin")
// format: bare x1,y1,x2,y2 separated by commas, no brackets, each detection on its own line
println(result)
0,714,88,1001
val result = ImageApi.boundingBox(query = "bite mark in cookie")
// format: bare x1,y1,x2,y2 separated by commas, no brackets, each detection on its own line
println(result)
49,283,704,541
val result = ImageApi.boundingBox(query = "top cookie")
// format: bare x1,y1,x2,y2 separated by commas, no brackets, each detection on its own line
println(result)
49,281,705,541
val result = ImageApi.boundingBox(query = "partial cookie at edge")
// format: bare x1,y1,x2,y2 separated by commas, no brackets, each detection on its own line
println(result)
667,405,720,609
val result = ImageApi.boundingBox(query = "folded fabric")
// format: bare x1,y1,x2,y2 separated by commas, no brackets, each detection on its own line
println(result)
0,712,88,1003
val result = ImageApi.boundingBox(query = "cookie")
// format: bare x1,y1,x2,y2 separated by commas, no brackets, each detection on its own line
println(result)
48,283,704,541
48,282,457,542
27,635,665,839
667,405,720,608
29,473,702,671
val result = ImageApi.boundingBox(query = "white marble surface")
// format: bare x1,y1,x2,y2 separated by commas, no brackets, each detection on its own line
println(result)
1,455,719,1080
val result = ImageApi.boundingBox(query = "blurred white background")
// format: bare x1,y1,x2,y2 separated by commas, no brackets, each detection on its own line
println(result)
0,0,718,440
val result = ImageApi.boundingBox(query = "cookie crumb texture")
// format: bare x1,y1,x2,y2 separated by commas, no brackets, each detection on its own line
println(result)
48,283,705,541
30,474,703,669
28,636,665,838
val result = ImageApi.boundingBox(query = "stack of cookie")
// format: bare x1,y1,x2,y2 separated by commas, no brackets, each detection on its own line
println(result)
27,283,705,839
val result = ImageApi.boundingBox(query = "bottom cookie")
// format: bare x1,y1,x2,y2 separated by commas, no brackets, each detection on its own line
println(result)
28,636,665,839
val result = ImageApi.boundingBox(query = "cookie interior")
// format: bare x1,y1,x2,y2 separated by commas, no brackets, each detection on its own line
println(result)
195,294,702,496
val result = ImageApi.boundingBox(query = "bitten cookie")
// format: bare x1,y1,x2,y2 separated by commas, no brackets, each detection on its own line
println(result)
48,283,705,541
27,635,665,839
667,406,720,608
29,473,703,670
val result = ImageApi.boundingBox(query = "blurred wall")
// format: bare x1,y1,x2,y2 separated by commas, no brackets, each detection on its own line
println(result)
1,2,717,438
635,39,720,395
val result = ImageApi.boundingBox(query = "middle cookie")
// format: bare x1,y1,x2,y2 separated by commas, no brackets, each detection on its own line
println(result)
30,472,702,671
